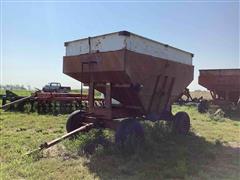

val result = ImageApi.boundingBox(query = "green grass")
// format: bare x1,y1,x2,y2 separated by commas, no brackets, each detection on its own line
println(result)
0,105,239,180
0,89,101,97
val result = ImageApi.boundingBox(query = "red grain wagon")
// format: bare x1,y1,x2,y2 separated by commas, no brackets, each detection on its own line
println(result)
63,31,194,140
199,69,240,104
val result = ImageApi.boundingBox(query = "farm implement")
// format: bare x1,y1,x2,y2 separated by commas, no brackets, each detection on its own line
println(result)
198,69,240,113
5,31,196,153
1,90,103,114
54,31,194,146
199,69,240,104
175,88,203,105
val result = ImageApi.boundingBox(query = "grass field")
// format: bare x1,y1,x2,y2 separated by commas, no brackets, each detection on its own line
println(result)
0,89,213,102
1,104,239,180
0,89,99,98
0,89,32,97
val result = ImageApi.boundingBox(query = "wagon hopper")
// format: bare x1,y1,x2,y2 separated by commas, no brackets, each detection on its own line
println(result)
199,69,240,104
63,31,194,138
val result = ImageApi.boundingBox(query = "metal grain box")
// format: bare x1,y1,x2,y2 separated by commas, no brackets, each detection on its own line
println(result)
199,69,240,103
63,31,194,118
64,31,193,65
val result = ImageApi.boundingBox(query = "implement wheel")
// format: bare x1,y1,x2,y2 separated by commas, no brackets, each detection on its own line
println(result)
115,119,144,146
172,112,190,135
198,100,209,113
66,110,86,133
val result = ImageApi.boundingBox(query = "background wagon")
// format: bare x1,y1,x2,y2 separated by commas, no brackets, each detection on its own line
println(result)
199,69,240,104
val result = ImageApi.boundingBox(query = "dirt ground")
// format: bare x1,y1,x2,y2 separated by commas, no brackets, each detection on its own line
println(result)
190,90,212,100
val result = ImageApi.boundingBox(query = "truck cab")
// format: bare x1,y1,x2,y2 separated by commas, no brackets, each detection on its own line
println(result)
42,82,70,93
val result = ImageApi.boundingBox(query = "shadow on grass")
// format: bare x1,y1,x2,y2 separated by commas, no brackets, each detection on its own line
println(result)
79,121,238,180
224,110,240,121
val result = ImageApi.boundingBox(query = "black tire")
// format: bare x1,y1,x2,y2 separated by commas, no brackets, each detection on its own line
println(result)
198,100,208,113
115,119,144,146
172,112,190,135
66,110,85,133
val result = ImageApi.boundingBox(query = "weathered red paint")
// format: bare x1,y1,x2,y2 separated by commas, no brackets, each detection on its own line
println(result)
63,49,193,128
199,69,240,103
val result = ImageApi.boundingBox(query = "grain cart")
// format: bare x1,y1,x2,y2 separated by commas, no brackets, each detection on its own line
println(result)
63,31,194,141
199,69,240,104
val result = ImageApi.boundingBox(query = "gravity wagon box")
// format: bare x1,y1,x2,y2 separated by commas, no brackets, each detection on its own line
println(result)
63,31,194,139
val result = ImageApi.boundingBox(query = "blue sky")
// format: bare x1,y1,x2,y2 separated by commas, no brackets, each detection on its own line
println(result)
1,1,239,90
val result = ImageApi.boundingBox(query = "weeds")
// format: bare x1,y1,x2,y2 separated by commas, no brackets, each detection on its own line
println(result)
61,120,220,179
1,105,239,179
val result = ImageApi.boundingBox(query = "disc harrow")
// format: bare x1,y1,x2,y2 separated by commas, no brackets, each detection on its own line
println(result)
1,90,104,114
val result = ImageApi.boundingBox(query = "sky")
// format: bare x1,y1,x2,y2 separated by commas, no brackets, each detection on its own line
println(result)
1,0,239,90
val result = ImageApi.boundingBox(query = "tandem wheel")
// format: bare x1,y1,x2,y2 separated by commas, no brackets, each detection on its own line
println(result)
66,110,86,133
198,100,209,113
172,111,190,135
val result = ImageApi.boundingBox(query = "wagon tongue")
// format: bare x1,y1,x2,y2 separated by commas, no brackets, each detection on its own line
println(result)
25,123,93,156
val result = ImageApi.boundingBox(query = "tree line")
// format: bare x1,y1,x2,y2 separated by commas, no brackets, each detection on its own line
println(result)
0,84,32,90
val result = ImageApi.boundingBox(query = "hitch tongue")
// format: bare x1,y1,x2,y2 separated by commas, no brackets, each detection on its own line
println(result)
25,123,93,155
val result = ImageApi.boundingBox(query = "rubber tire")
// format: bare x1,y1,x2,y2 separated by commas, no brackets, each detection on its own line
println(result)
198,100,208,113
173,112,190,135
115,119,144,145
66,110,85,133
